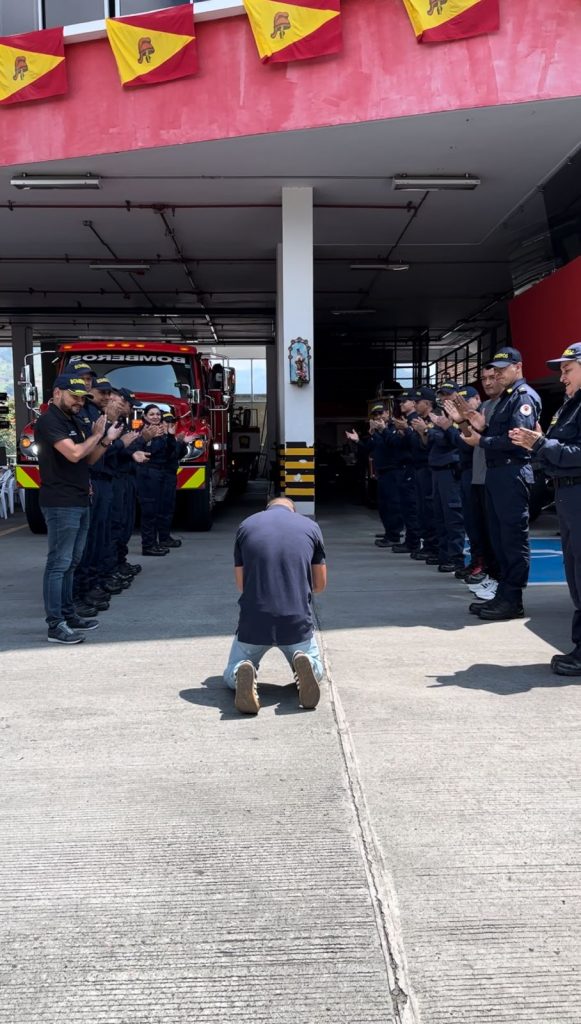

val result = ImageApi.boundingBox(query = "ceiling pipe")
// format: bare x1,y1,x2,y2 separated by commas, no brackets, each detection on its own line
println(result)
1,201,416,212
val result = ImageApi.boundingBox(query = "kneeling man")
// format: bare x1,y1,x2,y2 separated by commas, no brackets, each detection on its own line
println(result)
224,497,327,714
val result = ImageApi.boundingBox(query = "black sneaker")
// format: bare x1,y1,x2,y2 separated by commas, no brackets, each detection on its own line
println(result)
74,602,100,617
293,653,321,709
125,562,142,574
66,615,100,631
142,546,169,556
410,550,428,561
47,622,85,645
160,537,182,548
105,574,131,590
375,538,392,549
392,543,412,553
86,586,110,601
438,563,457,573
425,555,441,565
100,579,123,595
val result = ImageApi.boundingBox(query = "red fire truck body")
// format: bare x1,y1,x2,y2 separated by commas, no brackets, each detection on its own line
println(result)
16,341,237,533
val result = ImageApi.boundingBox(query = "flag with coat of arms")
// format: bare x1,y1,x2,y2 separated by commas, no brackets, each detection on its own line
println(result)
243,0,342,64
105,3,197,88
402,0,499,43
0,26,67,106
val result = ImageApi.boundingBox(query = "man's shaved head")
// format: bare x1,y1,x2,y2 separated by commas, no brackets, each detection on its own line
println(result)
267,497,296,512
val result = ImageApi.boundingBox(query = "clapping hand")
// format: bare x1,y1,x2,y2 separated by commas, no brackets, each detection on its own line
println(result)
132,450,150,464
461,428,481,447
443,399,464,424
345,429,359,443
120,430,139,447
429,412,452,430
91,414,107,437
509,427,542,450
466,409,486,433
106,421,124,442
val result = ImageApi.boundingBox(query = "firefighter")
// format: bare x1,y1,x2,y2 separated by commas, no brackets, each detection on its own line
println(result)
510,342,581,673
135,404,171,556
103,388,146,580
345,404,403,547
420,382,466,573
74,377,127,612
158,411,188,549
406,387,438,560
389,391,422,555
462,347,541,620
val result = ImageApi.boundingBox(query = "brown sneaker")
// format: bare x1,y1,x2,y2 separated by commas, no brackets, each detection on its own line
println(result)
293,652,321,709
234,661,260,715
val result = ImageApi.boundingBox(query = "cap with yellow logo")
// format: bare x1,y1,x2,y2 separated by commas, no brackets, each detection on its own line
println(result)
486,347,522,368
546,342,581,369
53,374,91,396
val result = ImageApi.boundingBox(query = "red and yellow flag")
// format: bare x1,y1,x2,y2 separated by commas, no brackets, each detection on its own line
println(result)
402,0,499,43
243,0,341,64
0,27,66,106
105,3,196,88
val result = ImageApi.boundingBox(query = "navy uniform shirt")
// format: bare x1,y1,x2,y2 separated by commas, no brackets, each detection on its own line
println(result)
480,379,541,466
426,422,460,468
533,389,581,478
234,505,326,645
406,414,429,467
359,426,398,472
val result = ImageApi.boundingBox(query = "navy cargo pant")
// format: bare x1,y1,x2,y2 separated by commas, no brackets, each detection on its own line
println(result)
431,466,465,567
74,475,113,595
398,465,421,550
414,465,437,554
105,473,137,573
136,465,165,550
555,483,581,647
376,468,404,543
485,461,533,605
158,471,178,544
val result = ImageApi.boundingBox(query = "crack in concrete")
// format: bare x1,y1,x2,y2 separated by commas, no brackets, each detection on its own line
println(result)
315,612,422,1024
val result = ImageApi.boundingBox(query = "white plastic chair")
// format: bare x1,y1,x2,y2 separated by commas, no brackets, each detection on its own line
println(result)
0,471,10,519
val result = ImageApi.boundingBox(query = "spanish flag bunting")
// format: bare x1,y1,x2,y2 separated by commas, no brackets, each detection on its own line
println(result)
0,27,66,106
243,0,341,64
402,0,499,43
105,3,196,88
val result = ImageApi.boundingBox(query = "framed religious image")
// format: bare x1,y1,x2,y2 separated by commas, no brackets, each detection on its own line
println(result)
288,337,311,387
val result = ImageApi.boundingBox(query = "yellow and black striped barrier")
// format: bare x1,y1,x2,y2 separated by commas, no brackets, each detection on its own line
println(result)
284,442,315,502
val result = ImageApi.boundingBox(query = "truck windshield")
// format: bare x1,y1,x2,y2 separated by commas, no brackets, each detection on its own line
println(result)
63,353,195,395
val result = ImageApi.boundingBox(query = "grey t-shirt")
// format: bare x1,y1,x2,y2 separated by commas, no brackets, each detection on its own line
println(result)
471,398,499,485
234,505,326,645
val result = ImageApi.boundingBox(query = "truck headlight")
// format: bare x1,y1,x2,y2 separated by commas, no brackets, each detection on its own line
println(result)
181,437,206,462
19,435,38,459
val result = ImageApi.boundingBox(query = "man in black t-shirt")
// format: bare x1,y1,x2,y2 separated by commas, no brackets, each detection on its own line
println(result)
223,497,327,714
34,374,123,645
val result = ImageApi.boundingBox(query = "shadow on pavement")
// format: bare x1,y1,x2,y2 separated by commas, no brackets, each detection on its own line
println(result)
180,676,306,719
429,661,581,696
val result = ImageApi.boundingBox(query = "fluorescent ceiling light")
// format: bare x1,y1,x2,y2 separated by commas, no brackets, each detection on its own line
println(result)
350,263,409,271
331,309,377,316
10,174,101,190
89,262,151,272
392,175,480,191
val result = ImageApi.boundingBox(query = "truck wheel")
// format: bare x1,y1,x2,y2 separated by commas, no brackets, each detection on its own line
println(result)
25,490,47,534
181,478,213,531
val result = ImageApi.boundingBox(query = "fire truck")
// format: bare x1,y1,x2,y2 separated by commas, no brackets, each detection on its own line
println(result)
16,340,260,533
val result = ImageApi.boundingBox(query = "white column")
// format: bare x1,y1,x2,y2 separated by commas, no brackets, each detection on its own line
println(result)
278,187,315,515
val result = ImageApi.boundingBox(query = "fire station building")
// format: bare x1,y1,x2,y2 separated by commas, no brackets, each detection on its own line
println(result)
2,0,581,515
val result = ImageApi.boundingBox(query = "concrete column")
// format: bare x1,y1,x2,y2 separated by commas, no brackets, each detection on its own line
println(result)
265,342,278,494
11,325,34,444
278,188,315,515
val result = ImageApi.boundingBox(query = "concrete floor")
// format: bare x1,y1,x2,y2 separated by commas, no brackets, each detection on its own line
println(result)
1,490,580,1023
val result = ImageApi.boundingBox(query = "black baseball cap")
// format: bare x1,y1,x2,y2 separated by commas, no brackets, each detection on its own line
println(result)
370,402,385,414
91,376,113,392
64,360,95,376
546,342,581,369
487,346,522,368
457,385,480,399
114,387,137,404
162,411,177,421
53,374,91,395
414,386,436,402
436,381,459,394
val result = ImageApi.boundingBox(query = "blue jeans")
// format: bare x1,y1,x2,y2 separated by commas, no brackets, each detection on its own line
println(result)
42,506,91,627
223,634,324,691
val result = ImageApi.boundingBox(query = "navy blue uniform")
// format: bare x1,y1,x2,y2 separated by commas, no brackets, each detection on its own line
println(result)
390,425,421,550
360,428,403,543
406,415,437,555
533,391,581,646
105,427,140,574
159,435,187,544
135,433,174,550
480,379,541,605
449,426,484,567
427,423,465,567
74,399,114,596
